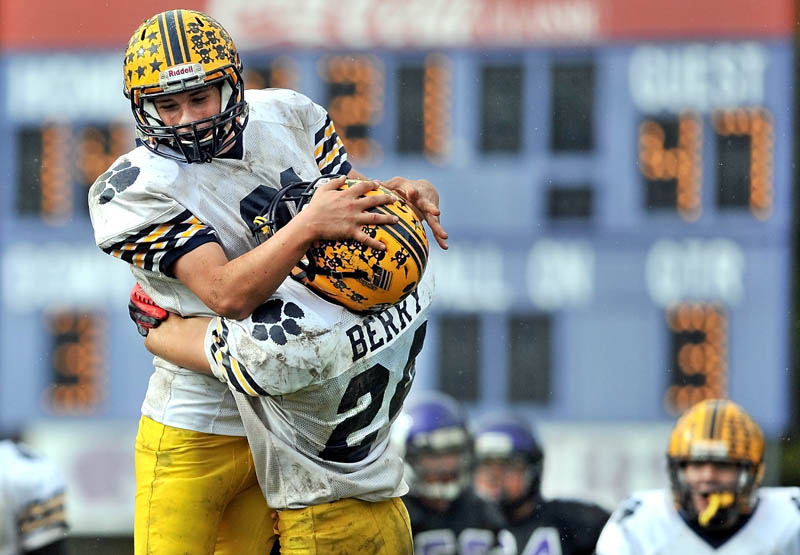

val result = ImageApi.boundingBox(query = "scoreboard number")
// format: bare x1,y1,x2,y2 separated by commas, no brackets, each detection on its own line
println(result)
396,53,452,160
639,107,774,222
639,113,702,220
46,311,107,414
320,54,384,165
713,107,773,219
16,123,132,223
664,303,728,416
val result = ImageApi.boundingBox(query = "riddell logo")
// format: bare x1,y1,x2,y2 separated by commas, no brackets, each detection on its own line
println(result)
159,64,205,90
168,66,196,77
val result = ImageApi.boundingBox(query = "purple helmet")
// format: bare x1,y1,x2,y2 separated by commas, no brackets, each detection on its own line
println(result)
473,413,544,510
399,391,472,502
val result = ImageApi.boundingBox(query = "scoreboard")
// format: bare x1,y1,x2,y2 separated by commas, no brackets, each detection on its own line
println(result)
0,0,794,435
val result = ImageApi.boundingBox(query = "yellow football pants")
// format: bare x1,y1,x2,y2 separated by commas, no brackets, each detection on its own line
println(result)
134,416,276,555
275,497,412,554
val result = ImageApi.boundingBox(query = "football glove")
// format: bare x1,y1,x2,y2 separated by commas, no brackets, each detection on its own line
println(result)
129,283,168,337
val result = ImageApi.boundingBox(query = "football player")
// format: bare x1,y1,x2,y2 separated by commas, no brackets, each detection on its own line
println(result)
89,9,447,555
132,213,433,553
396,392,509,554
596,398,800,554
473,413,609,555
0,439,68,554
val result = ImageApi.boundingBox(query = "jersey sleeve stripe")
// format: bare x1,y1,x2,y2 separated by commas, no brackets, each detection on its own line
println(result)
158,234,219,277
230,358,259,396
313,115,335,147
319,152,352,176
313,117,352,175
210,321,269,396
19,492,66,534
318,139,343,168
315,132,340,162
101,210,217,273
221,354,270,397
232,358,269,396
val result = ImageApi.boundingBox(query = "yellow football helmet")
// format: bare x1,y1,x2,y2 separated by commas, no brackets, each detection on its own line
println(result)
667,399,764,529
256,176,429,314
123,9,248,163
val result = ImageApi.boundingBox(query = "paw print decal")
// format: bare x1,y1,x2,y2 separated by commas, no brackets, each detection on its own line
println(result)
251,299,305,345
94,158,140,205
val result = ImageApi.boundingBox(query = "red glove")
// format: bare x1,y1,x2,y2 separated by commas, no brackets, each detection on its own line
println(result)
129,284,168,337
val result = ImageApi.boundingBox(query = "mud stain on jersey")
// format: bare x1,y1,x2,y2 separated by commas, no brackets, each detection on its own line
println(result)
145,368,175,411
285,462,330,500
233,332,270,370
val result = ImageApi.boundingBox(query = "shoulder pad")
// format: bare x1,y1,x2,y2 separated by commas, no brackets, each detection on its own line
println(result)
245,88,325,129
88,148,183,247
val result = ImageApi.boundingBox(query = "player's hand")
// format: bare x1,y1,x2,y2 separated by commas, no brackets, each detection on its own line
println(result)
129,283,168,337
302,176,399,251
381,177,448,250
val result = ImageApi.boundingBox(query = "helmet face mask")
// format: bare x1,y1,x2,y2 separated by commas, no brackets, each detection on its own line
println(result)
667,399,764,530
123,10,248,163
256,175,429,314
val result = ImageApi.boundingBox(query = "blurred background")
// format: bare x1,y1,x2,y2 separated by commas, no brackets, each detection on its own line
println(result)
0,0,797,551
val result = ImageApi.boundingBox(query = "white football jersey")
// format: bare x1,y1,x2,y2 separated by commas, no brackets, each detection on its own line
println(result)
0,441,67,555
596,487,800,555
202,272,434,509
88,88,352,435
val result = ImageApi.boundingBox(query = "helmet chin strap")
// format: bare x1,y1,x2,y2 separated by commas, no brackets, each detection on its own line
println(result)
220,80,234,110
698,491,736,527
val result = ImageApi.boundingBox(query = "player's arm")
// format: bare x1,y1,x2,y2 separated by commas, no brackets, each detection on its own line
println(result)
144,312,213,375
348,167,449,250
174,177,397,319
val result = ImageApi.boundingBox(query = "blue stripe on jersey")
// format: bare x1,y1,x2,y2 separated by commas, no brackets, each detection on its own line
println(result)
158,234,219,277
320,156,352,176
313,115,332,145
314,116,352,175
315,133,341,165
220,348,269,397
101,209,217,273
236,363,270,397
18,490,66,534
211,321,269,397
